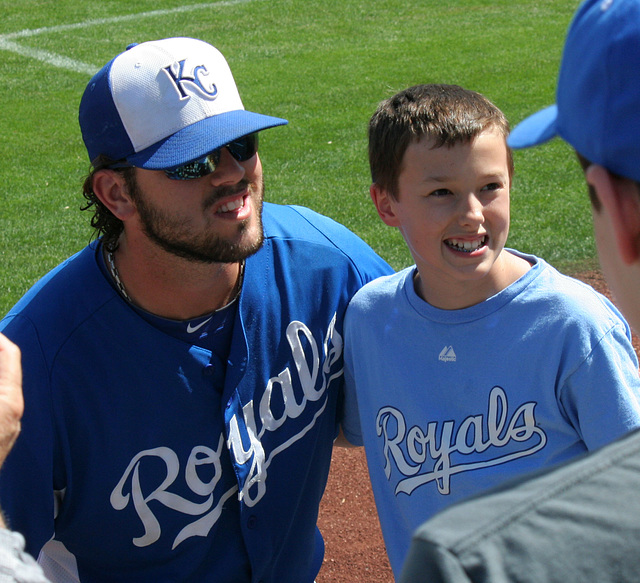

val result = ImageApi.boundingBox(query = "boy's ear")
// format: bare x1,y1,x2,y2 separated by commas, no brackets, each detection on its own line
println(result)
370,183,401,227
92,170,137,221
586,164,640,264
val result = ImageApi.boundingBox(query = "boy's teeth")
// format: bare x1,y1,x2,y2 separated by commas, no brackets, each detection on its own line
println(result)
218,198,244,213
447,236,486,252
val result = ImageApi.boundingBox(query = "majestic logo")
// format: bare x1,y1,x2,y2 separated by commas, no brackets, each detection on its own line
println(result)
377,386,547,496
439,346,456,362
163,59,218,100
111,315,342,549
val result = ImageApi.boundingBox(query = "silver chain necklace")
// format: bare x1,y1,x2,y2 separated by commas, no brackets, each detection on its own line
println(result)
105,249,245,310
106,249,131,302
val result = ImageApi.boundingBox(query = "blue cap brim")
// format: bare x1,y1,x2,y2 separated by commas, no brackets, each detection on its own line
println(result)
507,104,559,149
129,110,288,170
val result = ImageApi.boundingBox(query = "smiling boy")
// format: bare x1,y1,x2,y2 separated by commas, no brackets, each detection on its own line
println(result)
339,83,640,578
381,118,529,310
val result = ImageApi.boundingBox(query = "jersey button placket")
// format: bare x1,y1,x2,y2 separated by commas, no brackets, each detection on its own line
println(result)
202,357,224,393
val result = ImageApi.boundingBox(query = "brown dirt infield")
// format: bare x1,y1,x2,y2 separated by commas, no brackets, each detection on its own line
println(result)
316,268,637,583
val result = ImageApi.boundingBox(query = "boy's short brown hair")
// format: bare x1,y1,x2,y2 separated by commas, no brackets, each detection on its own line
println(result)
368,84,514,199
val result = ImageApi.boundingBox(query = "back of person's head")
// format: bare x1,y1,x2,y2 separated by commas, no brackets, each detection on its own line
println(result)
368,84,512,199
509,0,640,189
508,0,640,333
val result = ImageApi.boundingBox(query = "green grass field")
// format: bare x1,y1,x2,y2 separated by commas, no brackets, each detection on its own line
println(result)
0,0,588,316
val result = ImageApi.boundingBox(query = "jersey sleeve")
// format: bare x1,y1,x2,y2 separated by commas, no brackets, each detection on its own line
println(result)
559,319,640,450
0,315,56,559
285,205,393,287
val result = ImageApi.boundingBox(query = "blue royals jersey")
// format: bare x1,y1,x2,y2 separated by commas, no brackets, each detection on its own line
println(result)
0,203,392,583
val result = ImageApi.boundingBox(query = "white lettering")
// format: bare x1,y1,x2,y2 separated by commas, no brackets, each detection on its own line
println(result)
228,402,267,506
228,317,343,507
113,315,344,549
111,443,220,547
377,407,419,478
260,369,300,432
375,386,547,496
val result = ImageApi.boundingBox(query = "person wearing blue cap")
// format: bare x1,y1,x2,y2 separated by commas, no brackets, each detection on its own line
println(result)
398,1,640,581
0,37,392,582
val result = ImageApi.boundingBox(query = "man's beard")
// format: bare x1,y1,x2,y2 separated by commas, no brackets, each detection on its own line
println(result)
125,174,265,264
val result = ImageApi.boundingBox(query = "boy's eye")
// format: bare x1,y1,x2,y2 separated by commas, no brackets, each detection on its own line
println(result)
429,188,452,197
481,182,502,192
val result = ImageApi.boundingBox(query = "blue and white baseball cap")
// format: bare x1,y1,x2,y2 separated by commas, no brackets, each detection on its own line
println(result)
79,37,288,169
508,0,640,183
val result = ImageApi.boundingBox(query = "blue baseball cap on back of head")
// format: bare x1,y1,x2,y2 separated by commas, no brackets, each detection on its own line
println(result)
79,37,288,169
508,0,640,183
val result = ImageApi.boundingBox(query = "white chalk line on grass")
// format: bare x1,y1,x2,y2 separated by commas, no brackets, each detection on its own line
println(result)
0,0,255,75
0,38,98,75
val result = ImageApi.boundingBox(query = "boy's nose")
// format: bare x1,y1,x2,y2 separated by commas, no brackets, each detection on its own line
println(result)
459,194,484,224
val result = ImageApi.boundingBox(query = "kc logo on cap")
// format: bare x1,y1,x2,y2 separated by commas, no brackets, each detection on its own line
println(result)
163,59,219,101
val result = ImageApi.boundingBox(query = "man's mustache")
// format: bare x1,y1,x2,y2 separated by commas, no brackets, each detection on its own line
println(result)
203,180,252,210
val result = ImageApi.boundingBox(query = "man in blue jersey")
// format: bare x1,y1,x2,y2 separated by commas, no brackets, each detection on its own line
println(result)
0,37,392,582
399,1,640,581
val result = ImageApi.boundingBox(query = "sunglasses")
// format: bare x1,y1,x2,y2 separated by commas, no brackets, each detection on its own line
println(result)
109,133,259,180
165,133,259,180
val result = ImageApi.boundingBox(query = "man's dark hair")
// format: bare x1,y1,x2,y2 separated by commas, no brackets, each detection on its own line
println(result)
81,156,136,251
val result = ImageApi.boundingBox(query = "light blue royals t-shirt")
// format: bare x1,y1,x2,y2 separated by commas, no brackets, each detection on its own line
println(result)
342,250,640,577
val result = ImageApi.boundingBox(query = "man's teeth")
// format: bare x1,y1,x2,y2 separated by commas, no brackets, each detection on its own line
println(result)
447,236,486,252
217,197,244,213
